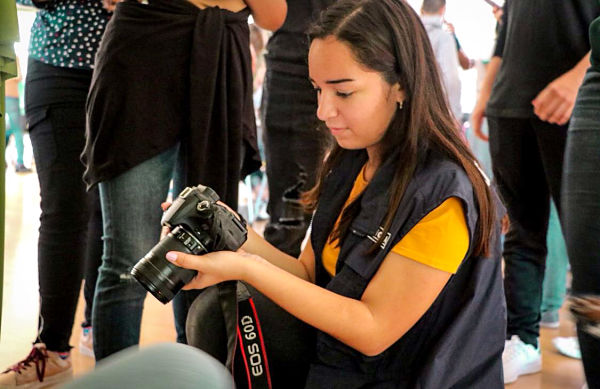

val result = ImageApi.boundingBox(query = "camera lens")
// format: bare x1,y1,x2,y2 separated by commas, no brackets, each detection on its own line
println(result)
131,226,208,304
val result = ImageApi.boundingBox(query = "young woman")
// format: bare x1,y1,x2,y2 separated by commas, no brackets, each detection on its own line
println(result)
166,0,506,387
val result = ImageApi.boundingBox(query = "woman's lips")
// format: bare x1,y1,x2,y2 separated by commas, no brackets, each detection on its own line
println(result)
328,127,347,134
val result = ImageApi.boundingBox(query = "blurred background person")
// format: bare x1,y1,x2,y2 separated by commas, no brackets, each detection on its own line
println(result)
562,13,600,389
82,0,286,360
4,57,31,173
471,0,600,384
260,0,334,257
420,0,462,124
0,0,108,387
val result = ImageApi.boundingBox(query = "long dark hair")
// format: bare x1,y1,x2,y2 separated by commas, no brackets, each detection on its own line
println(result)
304,0,496,256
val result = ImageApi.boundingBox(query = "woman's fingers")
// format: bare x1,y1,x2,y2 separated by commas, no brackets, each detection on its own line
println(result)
166,251,199,269
166,250,242,289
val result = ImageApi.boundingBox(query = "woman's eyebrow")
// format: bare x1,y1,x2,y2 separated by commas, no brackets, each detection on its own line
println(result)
326,78,354,84
309,78,355,85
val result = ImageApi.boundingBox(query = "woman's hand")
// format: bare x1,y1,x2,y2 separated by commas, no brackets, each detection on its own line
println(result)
165,249,261,289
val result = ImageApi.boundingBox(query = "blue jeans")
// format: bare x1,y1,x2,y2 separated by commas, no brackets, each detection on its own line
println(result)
541,201,568,314
562,70,600,388
92,146,200,360
260,68,329,257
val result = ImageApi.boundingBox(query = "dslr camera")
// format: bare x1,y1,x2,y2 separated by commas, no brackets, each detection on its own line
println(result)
131,185,247,304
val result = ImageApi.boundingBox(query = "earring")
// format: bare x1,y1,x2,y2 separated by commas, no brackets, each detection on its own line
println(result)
397,100,404,110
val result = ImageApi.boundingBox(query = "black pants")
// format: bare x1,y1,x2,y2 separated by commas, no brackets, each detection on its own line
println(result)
25,59,103,352
261,68,329,257
562,70,600,389
487,116,568,347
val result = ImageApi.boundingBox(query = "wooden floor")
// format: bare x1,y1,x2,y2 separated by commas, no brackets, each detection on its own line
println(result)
0,140,587,388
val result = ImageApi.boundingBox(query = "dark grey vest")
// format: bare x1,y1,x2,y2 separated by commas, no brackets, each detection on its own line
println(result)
306,149,506,389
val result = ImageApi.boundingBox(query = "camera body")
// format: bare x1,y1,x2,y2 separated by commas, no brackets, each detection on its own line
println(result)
131,185,247,304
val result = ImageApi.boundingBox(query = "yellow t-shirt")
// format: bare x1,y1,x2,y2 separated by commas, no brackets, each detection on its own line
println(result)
322,165,469,276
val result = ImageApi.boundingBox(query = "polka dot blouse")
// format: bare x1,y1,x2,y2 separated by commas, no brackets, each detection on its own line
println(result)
21,0,111,70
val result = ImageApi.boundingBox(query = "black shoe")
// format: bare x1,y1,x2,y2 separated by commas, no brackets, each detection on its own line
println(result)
15,163,32,173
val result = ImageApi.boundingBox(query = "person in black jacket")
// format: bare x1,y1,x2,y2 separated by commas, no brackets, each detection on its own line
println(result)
165,0,506,387
82,0,286,361
471,0,600,384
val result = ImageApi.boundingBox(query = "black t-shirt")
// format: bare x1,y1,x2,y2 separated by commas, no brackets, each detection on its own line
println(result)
486,0,600,118
264,0,334,76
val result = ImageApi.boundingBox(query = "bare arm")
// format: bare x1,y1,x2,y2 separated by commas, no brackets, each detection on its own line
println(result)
457,49,473,70
531,51,591,125
244,0,287,31
240,225,315,281
471,56,501,141
103,0,118,12
167,246,451,356
443,22,473,71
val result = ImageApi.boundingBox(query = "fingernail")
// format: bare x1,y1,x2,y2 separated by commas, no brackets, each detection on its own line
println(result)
166,252,178,262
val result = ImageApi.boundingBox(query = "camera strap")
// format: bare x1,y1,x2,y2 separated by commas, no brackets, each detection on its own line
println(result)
217,281,239,369
218,281,272,389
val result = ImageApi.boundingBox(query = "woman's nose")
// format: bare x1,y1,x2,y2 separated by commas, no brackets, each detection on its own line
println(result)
316,92,337,121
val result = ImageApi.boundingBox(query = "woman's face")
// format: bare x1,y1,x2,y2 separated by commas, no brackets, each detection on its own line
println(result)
308,36,403,157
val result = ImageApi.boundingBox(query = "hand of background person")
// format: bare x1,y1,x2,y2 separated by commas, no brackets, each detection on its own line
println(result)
470,56,502,141
492,6,503,23
103,0,121,12
570,296,600,322
532,70,581,125
471,95,489,141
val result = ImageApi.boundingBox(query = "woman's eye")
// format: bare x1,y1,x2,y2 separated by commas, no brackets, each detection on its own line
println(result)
336,91,353,98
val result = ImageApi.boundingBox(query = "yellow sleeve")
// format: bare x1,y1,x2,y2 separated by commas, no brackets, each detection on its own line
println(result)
392,197,469,274
321,166,369,276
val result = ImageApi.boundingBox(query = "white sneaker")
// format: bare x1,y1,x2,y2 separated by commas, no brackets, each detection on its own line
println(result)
502,335,542,384
552,336,581,359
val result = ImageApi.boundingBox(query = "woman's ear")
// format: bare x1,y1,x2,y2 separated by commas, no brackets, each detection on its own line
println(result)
393,83,406,105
